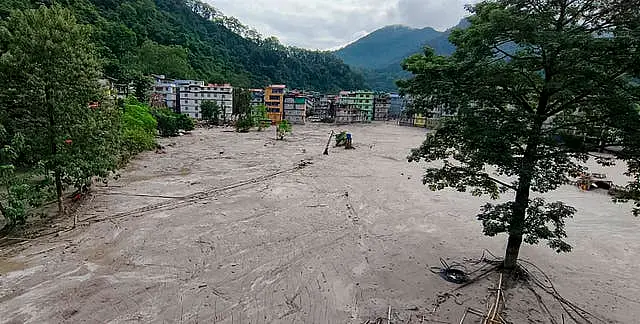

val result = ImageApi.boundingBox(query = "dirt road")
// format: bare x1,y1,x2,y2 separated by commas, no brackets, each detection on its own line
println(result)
1,123,638,323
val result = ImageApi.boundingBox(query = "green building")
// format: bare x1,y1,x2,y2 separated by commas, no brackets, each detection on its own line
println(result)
338,90,374,121
354,90,374,121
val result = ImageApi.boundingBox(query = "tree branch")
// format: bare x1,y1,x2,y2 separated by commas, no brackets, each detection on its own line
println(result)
483,174,517,191
546,70,629,117
492,44,539,61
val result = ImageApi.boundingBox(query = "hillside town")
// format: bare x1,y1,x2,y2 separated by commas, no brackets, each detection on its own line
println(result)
148,75,430,126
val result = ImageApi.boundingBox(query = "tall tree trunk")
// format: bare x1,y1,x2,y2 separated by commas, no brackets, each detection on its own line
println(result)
55,170,64,214
503,233,523,269
504,174,532,269
46,89,64,214
0,200,7,223
503,114,546,269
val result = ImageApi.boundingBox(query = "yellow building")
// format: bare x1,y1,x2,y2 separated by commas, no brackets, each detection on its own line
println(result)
265,84,286,123
413,113,426,127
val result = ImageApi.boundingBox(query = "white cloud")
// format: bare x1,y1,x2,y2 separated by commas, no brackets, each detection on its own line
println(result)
205,0,477,50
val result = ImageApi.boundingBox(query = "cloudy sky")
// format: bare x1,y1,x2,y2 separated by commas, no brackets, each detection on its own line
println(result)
206,0,476,50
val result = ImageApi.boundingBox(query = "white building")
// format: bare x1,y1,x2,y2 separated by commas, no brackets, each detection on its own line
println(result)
152,76,178,108
283,93,310,124
151,76,233,119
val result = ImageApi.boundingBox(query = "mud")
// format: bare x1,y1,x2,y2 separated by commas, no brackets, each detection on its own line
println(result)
0,123,638,323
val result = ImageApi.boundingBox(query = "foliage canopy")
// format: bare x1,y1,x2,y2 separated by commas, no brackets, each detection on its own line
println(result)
1,0,365,92
399,0,640,268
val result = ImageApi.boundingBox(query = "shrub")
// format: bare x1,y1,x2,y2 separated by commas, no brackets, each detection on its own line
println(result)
122,101,157,154
277,120,292,140
152,109,194,137
235,116,253,133
177,114,195,131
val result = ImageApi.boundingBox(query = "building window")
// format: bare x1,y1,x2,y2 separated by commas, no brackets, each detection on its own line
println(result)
195,113,199,118
269,95,280,100
183,100,188,104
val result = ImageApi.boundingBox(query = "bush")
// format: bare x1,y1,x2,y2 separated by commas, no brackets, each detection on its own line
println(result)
152,109,194,137
122,101,157,154
277,120,292,140
235,116,253,132
154,110,180,137
177,114,195,131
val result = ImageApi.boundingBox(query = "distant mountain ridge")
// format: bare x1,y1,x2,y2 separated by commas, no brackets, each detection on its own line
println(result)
335,25,444,69
335,19,469,91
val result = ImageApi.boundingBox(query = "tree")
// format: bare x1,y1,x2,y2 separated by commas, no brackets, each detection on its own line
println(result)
232,88,252,118
152,109,194,136
0,125,25,226
0,5,115,214
276,120,292,140
177,114,195,131
398,0,640,269
135,40,194,79
201,100,221,125
252,104,268,130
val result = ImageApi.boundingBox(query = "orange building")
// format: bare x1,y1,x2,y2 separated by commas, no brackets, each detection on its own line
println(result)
265,84,286,123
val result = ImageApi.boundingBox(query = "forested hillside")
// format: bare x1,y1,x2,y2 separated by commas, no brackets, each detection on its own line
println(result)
0,0,365,92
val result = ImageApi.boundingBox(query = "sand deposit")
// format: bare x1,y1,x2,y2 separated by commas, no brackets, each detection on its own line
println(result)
1,123,638,323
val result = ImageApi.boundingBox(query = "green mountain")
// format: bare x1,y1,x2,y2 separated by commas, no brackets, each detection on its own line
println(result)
0,0,365,92
335,25,443,69
335,20,468,91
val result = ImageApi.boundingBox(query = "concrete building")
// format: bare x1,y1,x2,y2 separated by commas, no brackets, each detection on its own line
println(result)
265,85,286,123
152,75,178,109
335,103,366,124
389,93,401,118
283,92,309,124
306,92,320,116
316,95,336,120
389,93,409,119
175,81,233,119
338,91,355,105
339,90,374,121
354,90,374,121
151,76,233,119
250,89,265,107
373,93,390,121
